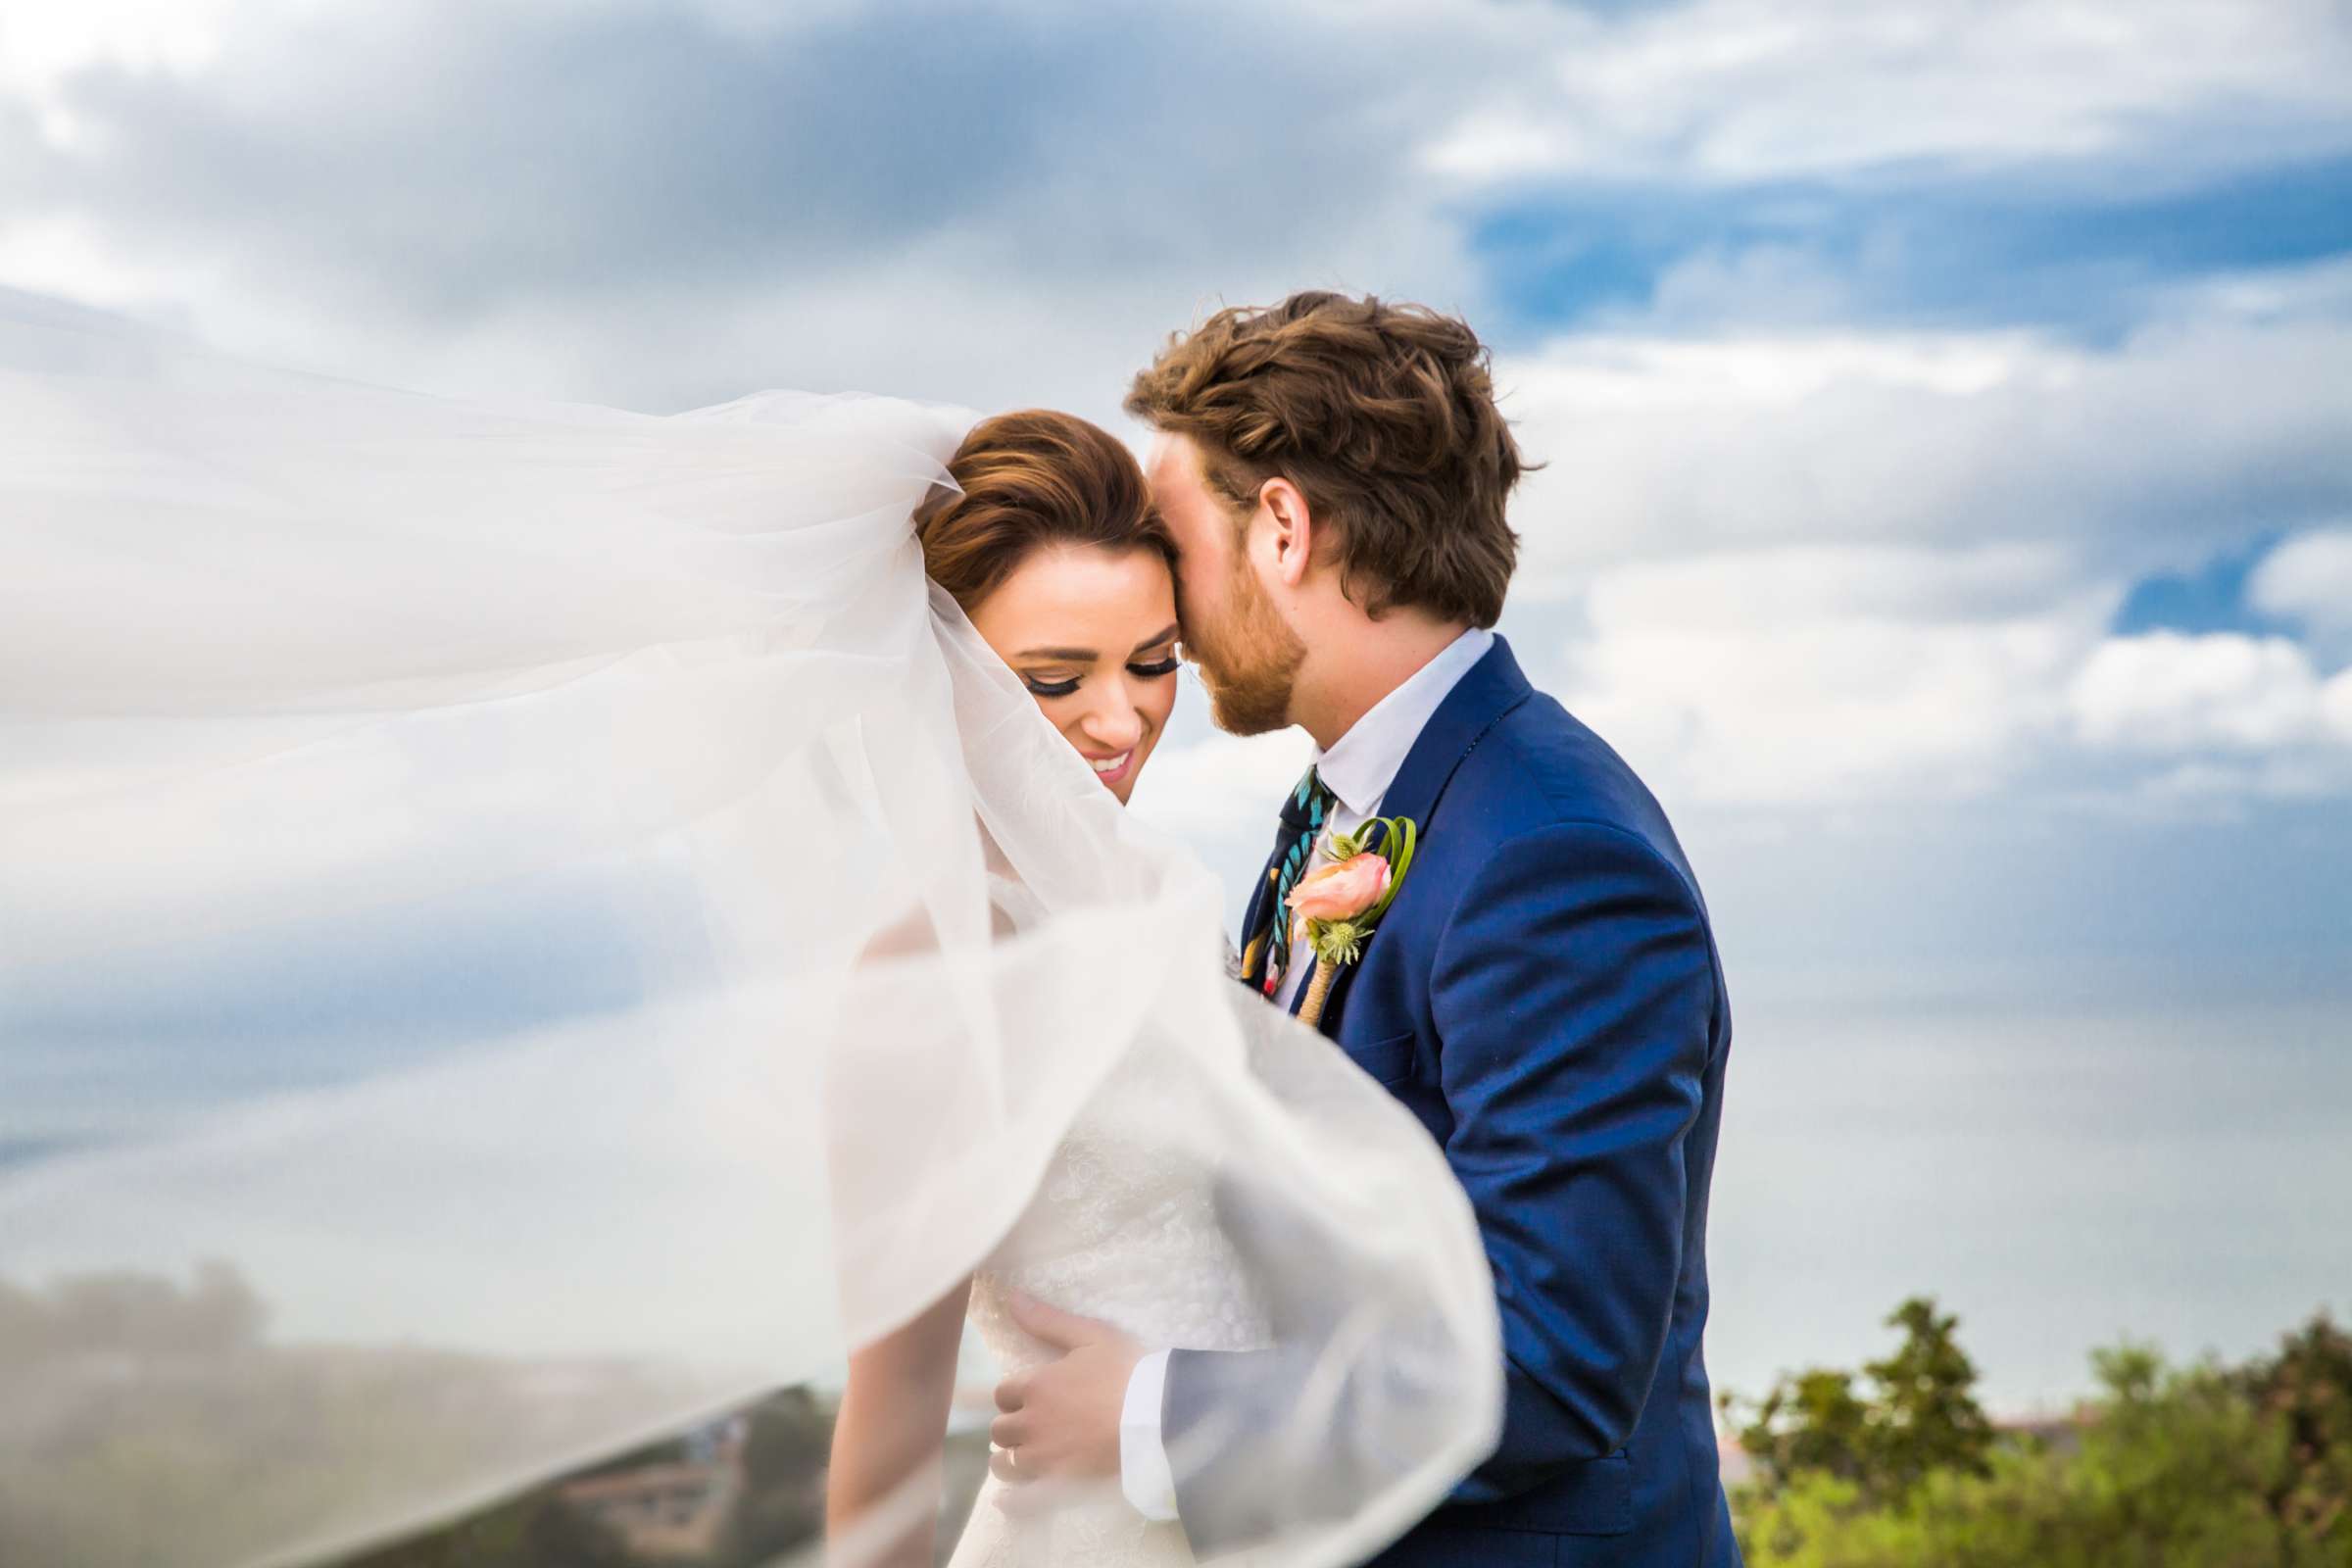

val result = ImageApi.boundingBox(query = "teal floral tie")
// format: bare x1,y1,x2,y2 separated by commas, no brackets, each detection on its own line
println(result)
1253,765,1340,998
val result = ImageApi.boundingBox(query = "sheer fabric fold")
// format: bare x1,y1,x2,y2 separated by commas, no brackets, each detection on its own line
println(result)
0,294,1501,1568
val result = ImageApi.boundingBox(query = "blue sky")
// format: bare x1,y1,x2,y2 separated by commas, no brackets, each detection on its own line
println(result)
1469,151,2352,341
3,0,2349,1394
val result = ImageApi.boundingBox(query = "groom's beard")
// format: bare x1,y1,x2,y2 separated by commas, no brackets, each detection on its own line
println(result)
1185,559,1305,736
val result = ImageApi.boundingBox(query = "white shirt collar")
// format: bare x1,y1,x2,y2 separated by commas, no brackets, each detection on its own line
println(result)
1312,627,1495,816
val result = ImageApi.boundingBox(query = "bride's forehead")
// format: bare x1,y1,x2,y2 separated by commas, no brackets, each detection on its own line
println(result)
976,545,1175,642
1013,539,1165,583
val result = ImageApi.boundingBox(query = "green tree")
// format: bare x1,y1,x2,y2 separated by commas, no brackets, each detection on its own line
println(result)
1730,1368,1876,1493
1726,1295,1991,1502
719,1387,835,1567
1862,1297,1994,1494
2242,1312,2352,1548
1731,1304,2352,1568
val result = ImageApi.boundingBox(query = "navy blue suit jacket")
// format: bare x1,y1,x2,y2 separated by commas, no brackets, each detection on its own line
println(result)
1169,636,1740,1567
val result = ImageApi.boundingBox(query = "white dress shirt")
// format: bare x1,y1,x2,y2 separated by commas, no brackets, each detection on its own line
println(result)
1118,626,1495,1522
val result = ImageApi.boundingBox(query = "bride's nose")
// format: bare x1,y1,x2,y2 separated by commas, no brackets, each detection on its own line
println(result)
1075,690,1146,752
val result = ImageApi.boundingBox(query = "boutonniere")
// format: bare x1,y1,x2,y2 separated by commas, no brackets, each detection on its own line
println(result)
1286,814,1418,1029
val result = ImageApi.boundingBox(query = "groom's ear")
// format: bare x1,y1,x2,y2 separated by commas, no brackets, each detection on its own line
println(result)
1259,477,1316,591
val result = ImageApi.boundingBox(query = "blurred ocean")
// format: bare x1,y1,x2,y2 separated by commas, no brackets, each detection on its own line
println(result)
1704,990,2352,1413
8,966,2346,1414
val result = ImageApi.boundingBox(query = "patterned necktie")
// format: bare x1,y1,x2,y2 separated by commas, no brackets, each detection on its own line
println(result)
1249,765,1340,998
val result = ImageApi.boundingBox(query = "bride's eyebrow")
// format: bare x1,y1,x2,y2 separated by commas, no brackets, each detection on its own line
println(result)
1012,624,1179,662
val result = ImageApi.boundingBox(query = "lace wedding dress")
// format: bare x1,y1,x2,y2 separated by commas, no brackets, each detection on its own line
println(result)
947,879,1271,1568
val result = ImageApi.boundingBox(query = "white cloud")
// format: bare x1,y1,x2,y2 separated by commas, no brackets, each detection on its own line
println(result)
1492,262,2352,812
2250,527,2352,660
0,0,246,106
1497,308,2352,577
2069,632,2352,755
1550,557,2352,810
1550,544,2111,806
1424,0,2352,187
0,0,1504,414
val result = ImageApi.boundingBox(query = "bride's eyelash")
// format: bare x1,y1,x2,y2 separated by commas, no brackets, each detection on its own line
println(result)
1023,655,1176,698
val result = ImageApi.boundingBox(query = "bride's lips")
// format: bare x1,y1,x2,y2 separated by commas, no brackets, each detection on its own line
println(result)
1086,749,1135,787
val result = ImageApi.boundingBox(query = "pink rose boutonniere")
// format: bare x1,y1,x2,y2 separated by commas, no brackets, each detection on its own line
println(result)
1285,814,1419,1029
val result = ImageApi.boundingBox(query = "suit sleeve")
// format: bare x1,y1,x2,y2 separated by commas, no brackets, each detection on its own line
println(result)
1432,820,1716,1502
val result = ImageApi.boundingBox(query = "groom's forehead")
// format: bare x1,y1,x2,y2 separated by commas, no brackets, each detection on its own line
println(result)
1143,431,1175,477
1142,431,1200,491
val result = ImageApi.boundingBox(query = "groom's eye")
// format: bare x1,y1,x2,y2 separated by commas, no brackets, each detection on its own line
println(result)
1022,673,1081,699
1128,656,1181,678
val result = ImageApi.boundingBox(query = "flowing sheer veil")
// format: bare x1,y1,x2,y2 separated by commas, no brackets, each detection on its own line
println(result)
0,291,1500,1568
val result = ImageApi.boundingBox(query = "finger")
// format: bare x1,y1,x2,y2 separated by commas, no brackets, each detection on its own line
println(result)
1004,1289,1105,1351
994,1373,1028,1413
990,1412,1029,1449
990,1447,1025,1486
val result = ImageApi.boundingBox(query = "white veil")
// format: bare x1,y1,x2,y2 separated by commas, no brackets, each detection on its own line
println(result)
0,292,1501,1568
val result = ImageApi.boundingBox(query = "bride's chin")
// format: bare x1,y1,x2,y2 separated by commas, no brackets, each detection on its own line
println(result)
1105,758,1146,804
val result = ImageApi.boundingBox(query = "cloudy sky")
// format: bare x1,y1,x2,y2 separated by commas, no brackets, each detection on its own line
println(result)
11,0,2346,1002
7,0,2350,1394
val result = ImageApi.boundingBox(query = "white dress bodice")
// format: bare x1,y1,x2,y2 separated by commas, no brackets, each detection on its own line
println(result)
947,878,1270,1567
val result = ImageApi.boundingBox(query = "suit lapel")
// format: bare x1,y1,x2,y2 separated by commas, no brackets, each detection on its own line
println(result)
1375,635,1533,833
1308,636,1535,1038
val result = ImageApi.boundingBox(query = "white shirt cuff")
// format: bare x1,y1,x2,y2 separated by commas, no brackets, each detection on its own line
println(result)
1118,1348,1180,1522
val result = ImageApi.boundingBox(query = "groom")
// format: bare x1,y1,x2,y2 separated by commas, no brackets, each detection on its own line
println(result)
994,292,1740,1566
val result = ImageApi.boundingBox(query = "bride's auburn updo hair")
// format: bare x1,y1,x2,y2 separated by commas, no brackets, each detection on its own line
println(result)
915,410,1174,613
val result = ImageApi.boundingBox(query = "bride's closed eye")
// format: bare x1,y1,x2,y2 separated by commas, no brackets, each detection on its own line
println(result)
1022,656,1174,697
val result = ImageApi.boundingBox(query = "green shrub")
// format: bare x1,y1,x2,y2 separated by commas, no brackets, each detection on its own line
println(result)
1729,1306,2352,1568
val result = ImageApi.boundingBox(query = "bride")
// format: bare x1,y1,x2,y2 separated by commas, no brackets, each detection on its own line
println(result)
828,409,1260,1568
0,295,1497,1568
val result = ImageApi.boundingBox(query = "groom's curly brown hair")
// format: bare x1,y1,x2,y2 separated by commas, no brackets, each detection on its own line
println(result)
1126,292,1526,627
